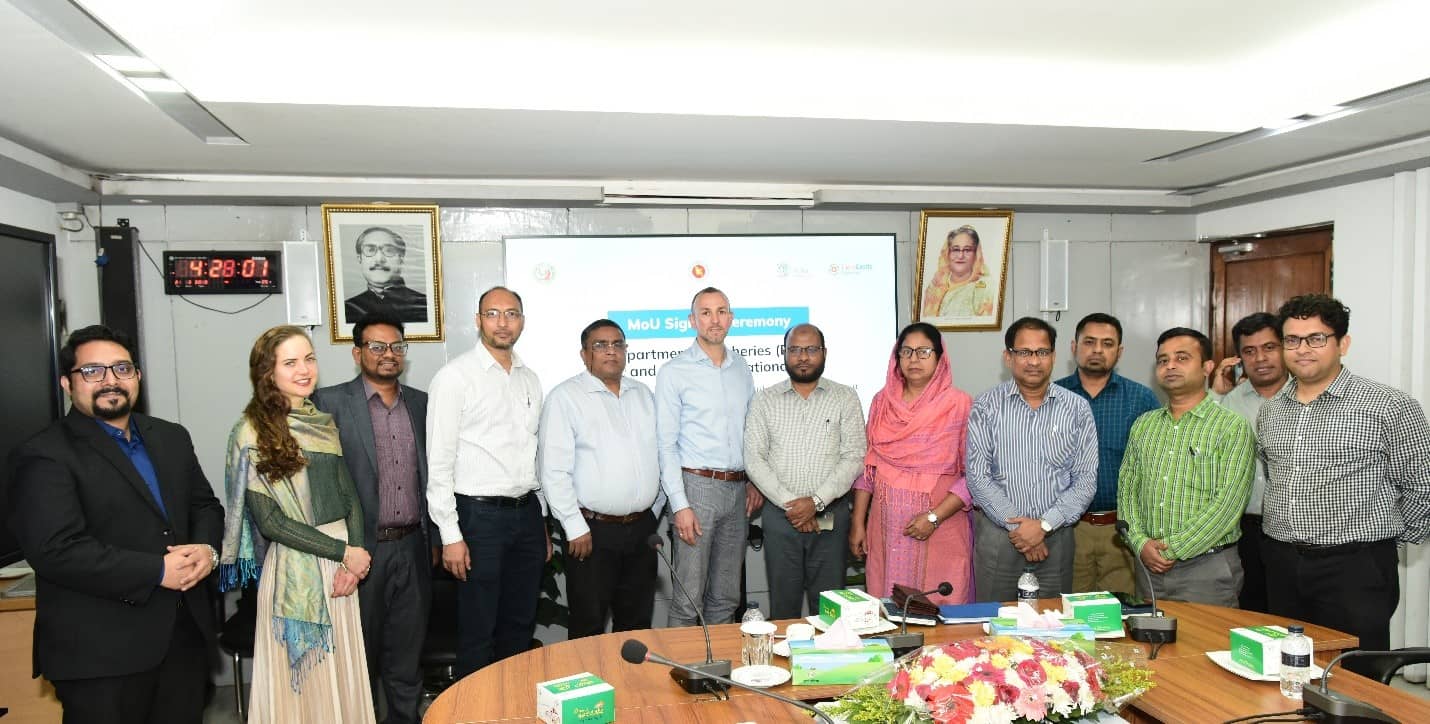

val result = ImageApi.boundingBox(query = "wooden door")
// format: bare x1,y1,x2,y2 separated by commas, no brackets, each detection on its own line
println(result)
1209,227,1332,359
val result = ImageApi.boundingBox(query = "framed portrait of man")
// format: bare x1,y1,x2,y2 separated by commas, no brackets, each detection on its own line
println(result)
322,203,444,342
913,209,1013,331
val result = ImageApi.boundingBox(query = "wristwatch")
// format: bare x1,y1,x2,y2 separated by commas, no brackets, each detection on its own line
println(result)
812,494,826,513
1039,519,1053,533
205,544,220,569
926,510,941,527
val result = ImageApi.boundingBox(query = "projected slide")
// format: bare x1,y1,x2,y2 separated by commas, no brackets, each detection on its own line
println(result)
504,234,897,411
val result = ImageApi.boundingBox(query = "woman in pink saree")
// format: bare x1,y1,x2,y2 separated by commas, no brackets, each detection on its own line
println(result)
849,322,974,605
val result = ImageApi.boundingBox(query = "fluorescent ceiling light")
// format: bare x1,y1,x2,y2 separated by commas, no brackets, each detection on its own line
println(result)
95,53,159,73
1260,118,1302,130
129,76,186,93
1310,105,1347,117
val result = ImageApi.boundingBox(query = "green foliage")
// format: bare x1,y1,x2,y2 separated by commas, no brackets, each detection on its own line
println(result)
537,516,570,629
1101,654,1156,702
823,683,913,724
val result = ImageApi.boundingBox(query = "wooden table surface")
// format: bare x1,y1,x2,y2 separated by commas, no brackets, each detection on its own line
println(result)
424,599,1428,724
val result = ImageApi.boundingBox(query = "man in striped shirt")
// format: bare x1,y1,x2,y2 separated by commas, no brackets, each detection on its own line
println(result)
968,317,1098,600
1118,328,1254,607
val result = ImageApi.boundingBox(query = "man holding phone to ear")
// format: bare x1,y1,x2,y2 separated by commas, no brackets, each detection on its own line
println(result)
1209,312,1289,612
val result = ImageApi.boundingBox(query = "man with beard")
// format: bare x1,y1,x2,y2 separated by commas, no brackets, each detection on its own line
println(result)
656,287,763,627
312,312,430,724
967,317,1097,600
1118,328,1253,607
426,287,548,676
344,226,429,324
744,324,866,618
538,320,661,637
6,325,224,724
1054,313,1158,595
1209,312,1289,612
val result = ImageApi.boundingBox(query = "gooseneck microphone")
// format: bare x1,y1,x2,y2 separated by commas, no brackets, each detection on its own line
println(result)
646,533,732,693
622,639,836,724
884,581,953,655
1303,649,1418,723
1114,521,1177,659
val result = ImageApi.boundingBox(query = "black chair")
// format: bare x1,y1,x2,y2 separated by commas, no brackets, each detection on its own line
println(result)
420,566,460,703
218,583,258,720
1356,647,1430,684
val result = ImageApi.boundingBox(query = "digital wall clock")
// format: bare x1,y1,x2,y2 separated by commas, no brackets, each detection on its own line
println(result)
163,251,282,294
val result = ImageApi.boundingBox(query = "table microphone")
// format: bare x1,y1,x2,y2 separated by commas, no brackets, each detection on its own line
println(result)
621,639,836,723
646,533,732,693
1114,521,1177,658
1302,649,1411,723
884,582,952,655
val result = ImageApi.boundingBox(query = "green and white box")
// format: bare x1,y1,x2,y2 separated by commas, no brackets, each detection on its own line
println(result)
1230,626,1311,675
818,588,882,628
536,672,615,724
1061,591,1123,633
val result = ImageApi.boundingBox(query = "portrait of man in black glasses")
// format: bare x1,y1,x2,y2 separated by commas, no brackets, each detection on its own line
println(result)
344,226,429,323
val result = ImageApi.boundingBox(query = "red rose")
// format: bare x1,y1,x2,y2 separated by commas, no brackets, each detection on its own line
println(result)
1062,680,1082,699
995,683,1020,704
1016,658,1047,685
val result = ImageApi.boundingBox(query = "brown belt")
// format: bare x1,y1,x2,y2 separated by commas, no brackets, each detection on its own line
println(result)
1080,510,1118,526
681,467,747,482
581,508,646,525
376,524,420,542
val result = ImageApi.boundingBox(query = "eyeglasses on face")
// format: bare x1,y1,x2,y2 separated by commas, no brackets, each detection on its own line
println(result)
1008,348,1054,359
589,340,627,352
898,346,936,359
479,309,524,320
363,341,409,355
359,243,403,258
786,345,825,358
1283,333,1333,349
70,362,137,383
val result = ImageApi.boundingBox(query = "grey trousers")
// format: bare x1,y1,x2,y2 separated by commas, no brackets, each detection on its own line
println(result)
668,471,748,627
1136,544,1243,608
973,512,1074,601
359,531,431,724
761,498,850,620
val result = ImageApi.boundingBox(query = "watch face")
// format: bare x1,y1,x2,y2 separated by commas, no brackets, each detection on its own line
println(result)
1040,520,1053,532
927,512,939,524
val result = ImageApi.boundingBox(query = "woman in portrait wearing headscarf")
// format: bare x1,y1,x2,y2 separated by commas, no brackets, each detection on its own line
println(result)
921,225,996,319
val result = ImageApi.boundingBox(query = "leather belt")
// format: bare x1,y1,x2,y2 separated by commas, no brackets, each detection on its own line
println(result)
581,508,646,525
376,524,420,542
1286,538,1392,558
1080,510,1118,526
1184,543,1232,561
681,467,747,482
459,492,536,508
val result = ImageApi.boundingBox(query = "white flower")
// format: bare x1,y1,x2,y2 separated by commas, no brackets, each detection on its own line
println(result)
970,703,1017,724
1049,686,1076,716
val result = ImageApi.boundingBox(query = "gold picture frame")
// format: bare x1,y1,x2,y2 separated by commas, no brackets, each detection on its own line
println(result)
914,209,1014,331
322,203,443,342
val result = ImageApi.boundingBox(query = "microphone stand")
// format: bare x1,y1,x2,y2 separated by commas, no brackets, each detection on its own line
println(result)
884,582,952,655
623,639,836,723
647,534,732,693
1303,650,1406,723
1114,522,1177,659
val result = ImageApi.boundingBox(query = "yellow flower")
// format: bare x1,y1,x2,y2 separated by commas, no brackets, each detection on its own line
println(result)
932,655,957,679
1006,639,1034,656
1042,660,1067,683
990,653,1009,669
968,680,996,708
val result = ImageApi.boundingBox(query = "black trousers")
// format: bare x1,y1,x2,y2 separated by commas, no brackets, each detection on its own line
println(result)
360,531,432,724
51,604,208,724
1262,537,1398,677
564,510,659,639
454,496,546,678
1237,514,1269,613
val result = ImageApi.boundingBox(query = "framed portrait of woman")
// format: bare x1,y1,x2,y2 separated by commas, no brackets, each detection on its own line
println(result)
913,210,1014,331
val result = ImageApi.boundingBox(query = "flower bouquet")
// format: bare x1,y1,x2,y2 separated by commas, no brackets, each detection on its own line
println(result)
819,636,1154,724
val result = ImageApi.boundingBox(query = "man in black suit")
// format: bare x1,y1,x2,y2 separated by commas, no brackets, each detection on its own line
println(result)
6,325,223,724
313,311,431,724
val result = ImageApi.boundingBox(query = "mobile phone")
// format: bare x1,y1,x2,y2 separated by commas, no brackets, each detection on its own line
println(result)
1232,361,1243,380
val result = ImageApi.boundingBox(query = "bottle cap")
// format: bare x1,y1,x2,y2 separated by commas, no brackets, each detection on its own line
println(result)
1288,625,1304,634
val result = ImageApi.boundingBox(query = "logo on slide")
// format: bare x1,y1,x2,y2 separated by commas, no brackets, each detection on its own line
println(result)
691,263,707,278
531,263,554,282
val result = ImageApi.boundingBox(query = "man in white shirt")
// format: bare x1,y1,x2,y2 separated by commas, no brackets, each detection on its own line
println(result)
426,286,548,677
538,319,661,638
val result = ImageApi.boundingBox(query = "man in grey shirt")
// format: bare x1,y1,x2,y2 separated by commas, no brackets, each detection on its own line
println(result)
744,324,866,618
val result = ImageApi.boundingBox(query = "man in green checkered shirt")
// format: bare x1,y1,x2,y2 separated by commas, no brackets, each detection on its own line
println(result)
1118,327,1254,607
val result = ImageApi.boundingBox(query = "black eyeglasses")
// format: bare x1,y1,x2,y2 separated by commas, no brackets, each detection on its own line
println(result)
898,346,935,359
1283,333,1333,349
363,341,409,355
786,345,825,358
1008,348,1054,359
70,362,138,383
589,340,627,352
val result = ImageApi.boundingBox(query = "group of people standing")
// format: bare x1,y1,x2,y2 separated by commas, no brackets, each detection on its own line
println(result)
8,287,1428,724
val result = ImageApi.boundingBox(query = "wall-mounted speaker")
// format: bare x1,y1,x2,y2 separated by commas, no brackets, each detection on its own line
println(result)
283,241,323,327
1040,236,1069,312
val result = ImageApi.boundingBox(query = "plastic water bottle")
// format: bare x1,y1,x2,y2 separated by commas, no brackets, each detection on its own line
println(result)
1017,566,1039,603
1280,625,1312,699
741,601,765,625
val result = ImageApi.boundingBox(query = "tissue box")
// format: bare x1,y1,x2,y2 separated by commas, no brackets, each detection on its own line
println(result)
789,638,895,685
988,618,1096,646
818,588,882,628
1061,591,1122,633
536,672,614,724
1230,626,1309,676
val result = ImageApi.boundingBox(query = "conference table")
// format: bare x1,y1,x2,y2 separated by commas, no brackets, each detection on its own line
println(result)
425,600,1430,723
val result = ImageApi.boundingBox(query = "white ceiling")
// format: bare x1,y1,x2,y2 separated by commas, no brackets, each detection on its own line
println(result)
3,0,1430,207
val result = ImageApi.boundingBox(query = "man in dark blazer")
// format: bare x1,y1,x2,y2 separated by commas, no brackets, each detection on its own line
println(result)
313,311,431,724
6,325,223,724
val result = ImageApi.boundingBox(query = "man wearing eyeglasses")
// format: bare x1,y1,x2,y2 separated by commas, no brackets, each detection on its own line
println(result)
743,324,866,619
426,286,548,677
1257,294,1430,676
967,317,1098,600
538,320,661,638
312,311,430,724
7,325,224,724
344,226,429,324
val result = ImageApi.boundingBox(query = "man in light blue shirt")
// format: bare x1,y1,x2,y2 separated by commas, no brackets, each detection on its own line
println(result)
655,287,764,627
539,319,662,638
968,317,1098,600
